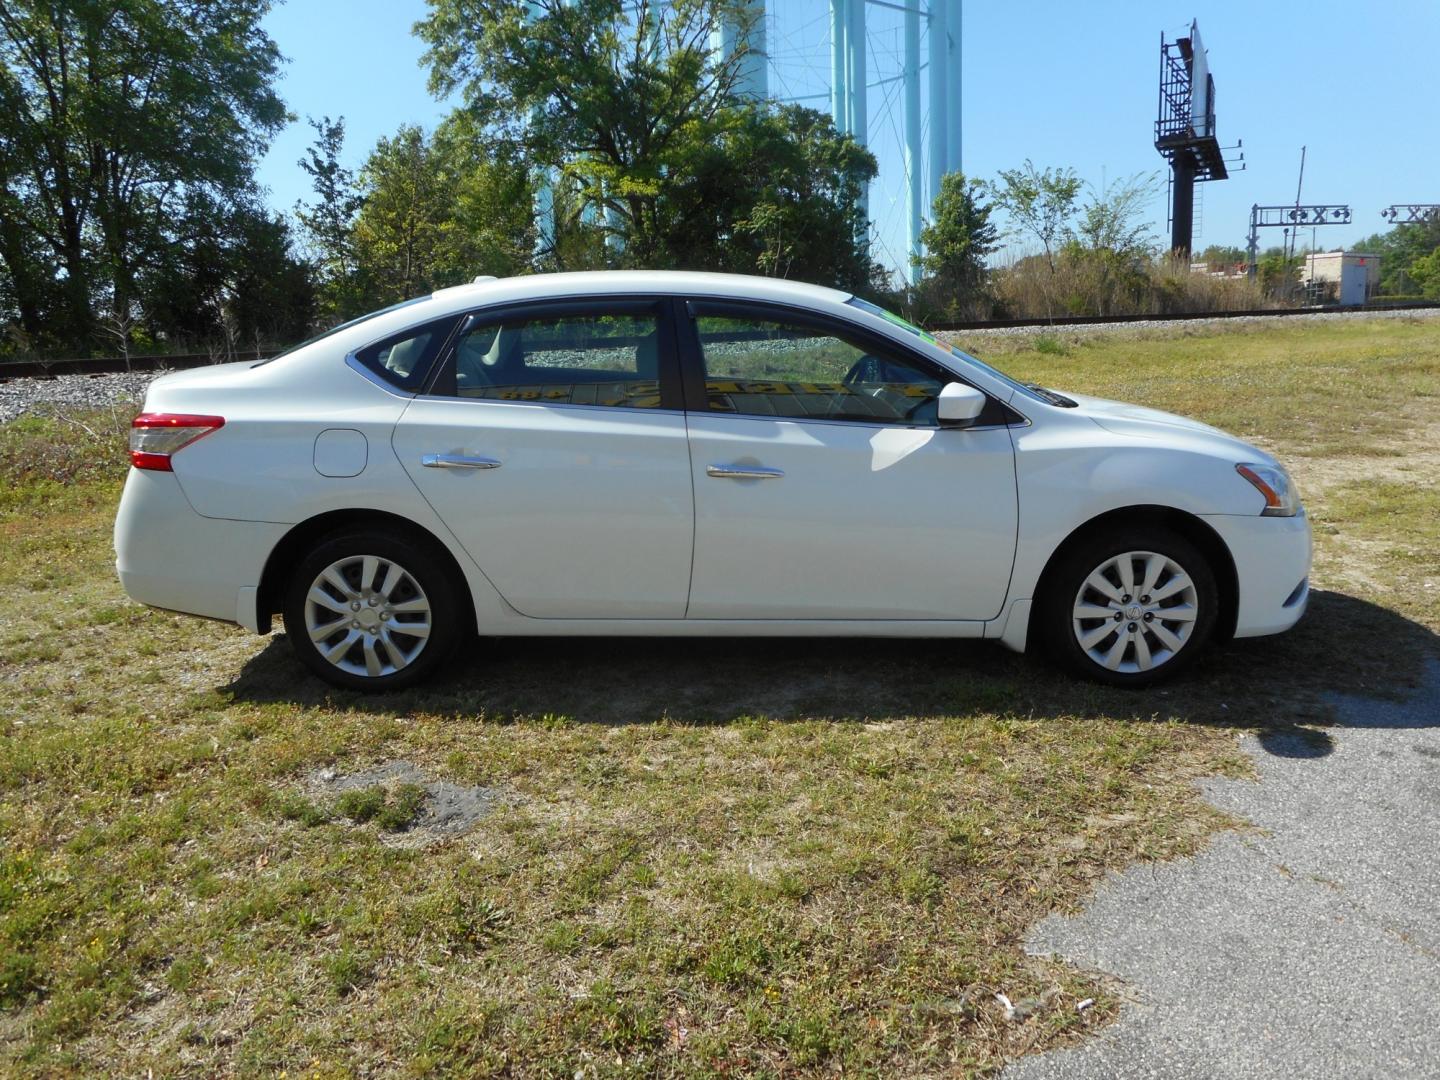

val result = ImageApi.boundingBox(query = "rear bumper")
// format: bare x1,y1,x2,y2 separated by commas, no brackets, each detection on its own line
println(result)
1201,510,1312,638
114,468,287,632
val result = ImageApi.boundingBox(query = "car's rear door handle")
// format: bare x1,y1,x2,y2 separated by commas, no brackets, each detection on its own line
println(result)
706,464,784,480
422,453,502,470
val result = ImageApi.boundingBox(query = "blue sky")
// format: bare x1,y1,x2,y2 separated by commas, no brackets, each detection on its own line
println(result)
256,0,1438,279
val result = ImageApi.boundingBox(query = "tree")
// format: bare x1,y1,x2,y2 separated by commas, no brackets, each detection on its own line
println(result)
658,104,880,289
141,194,312,352
0,0,287,352
351,119,532,308
1070,173,1159,259
0,162,59,348
352,125,445,305
1257,246,1300,294
1406,245,1440,300
414,2,878,288
295,116,365,323
988,161,1082,273
1058,173,1160,315
1198,244,1247,269
414,0,761,265
913,171,999,318
431,113,534,280
224,211,316,350
545,171,613,272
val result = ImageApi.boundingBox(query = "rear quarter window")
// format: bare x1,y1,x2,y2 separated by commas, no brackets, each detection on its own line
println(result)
353,316,461,392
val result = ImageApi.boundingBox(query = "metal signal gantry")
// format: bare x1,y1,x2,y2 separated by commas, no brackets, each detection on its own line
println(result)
1380,204,1440,224
1245,203,1352,279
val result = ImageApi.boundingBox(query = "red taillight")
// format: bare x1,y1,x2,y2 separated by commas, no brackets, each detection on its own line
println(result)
129,413,225,471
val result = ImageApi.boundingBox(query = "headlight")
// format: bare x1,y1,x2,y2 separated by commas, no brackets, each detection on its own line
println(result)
1236,462,1300,517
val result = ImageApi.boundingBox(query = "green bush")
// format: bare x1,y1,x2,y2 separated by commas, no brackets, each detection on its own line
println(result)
334,783,427,831
0,950,42,1005
0,408,134,501
334,786,386,824
276,793,331,827
376,784,427,831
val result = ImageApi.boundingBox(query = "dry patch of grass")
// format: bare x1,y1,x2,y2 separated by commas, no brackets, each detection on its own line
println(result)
1311,478,1440,632
1,315,1437,1076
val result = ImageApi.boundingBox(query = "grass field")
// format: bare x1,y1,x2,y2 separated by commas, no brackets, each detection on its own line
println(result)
2,316,1437,1077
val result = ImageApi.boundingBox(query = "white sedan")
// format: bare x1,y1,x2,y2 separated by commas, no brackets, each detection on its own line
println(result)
115,271,1310,690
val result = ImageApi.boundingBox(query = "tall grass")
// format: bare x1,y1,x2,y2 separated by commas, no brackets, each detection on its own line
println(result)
990,252,1274,320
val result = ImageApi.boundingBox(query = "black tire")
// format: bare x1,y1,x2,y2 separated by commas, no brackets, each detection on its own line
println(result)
283,527,463,692
1036,526,1219,688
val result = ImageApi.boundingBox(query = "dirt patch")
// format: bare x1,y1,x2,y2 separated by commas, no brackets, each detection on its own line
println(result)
309,760,496,840
1288,415,1440,500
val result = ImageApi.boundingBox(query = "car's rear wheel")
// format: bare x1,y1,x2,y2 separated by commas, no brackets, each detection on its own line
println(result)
284,528,462,691
1039,527,1218,687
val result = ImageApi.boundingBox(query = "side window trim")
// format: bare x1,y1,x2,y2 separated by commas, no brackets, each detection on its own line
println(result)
676,298,982,426
670,295,710,413
420,296,686,411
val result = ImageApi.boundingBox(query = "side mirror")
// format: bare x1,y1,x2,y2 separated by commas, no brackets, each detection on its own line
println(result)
937,381,987,426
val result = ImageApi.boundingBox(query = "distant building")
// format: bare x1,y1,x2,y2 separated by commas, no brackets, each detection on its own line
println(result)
1302,252,1381,305
1191,260,1248,279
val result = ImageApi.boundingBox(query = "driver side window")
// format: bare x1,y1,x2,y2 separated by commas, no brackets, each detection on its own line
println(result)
694,314,947,425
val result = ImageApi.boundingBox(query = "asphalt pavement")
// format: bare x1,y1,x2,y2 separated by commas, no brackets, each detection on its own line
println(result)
1006,659,1440,1080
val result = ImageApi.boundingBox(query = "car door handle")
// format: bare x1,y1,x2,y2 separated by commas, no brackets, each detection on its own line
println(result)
421,453,502,470
706,464,784,480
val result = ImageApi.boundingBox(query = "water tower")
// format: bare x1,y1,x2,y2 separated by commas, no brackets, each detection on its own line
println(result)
712,1,965,276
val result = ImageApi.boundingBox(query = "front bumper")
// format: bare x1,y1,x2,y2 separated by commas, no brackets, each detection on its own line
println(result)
114,468,288,631
1201,510,1312,638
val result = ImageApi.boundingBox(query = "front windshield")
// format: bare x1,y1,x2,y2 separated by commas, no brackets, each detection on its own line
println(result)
252,295,432,367
846,297,1055,406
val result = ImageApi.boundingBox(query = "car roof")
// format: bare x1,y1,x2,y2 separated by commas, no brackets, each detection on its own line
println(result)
426,270,853,313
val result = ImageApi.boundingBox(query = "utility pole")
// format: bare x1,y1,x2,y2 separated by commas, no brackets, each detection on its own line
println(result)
1287,146,1306,271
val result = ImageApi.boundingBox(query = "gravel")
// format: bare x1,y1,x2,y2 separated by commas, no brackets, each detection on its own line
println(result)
1004,659,1440,1080
0,370,158,424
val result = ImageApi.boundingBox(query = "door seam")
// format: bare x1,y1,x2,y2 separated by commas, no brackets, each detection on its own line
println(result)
681,409,699,619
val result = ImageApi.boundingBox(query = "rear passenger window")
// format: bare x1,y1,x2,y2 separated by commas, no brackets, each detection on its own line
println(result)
441,311,663,409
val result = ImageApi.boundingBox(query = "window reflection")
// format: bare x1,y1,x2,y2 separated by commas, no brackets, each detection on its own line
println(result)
446,312,663,409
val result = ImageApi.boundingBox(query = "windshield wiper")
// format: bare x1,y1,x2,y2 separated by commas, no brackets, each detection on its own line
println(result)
1024,383,1078,408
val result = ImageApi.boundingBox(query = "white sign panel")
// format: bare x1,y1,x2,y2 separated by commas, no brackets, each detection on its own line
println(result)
1189,20,1212,137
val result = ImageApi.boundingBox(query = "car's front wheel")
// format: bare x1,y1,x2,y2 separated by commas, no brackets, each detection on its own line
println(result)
283,528,462,691
1039,527,1218,687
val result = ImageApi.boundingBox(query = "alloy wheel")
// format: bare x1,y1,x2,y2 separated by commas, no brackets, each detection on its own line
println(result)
303,554,432,678
1070,550,1199,674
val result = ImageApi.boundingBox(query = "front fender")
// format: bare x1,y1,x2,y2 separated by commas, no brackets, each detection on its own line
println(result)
1002,417,1266,616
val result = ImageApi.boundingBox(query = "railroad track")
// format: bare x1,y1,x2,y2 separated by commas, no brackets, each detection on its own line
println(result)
929,300,1440,333
2,301,1437,381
